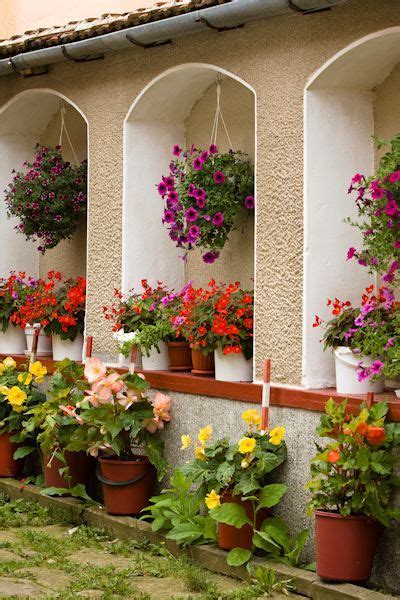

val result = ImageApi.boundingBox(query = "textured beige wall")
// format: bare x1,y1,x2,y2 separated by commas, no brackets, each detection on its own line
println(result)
39,103,87,279
0,0,399,384
184,77,255,288
374,61,400,163
0,0,160,38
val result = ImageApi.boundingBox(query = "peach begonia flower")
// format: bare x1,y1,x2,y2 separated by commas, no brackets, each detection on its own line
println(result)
84,357,106,384
116,388,138,410
93,372,123,395
59,404,84,425
85,388,114,407
143,416,165,433
152,392,171,422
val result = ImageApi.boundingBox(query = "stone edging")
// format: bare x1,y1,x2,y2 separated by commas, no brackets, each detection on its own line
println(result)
0,479,394,600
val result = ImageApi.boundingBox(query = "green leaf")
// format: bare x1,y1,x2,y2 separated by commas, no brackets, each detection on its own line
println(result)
226,547,252,566
40,487,70,497
70,484,93,502
151,517,166,532
209,503,252,528
258,484,287,509
252,531,281,554
13,446,35,459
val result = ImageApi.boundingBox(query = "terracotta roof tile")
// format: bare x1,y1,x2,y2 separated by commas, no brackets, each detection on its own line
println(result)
0,0,231,58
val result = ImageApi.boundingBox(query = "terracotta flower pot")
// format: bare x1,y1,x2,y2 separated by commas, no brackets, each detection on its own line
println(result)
315,510,381,582
191,349,215,376
167,341,192,372
218,491,266,551
97,455,155,516
43,451,93,491
0,432,23,477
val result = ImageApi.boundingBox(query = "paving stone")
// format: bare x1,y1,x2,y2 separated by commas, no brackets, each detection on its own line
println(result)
76,591,104,598
17,567,73,592
0,529,19,543
67,547,136,569
0,577,47,597
0,547,21,561
33,524,71,538
134,575,194,599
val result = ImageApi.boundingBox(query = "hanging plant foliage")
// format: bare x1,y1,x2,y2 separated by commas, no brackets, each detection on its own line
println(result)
157,145,254,263
4,144,87,253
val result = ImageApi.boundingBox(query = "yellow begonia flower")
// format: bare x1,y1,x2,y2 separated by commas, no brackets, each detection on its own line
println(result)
194,445,206,461
0,386,9,396
238,437,256,454
198,425,213,444
0,364,5,375
29,361,47,383
3,357,16,370
17,373,32,386
180,434,191,450
205,490,221,510
6,386,27,412
241,409,261,427
269,426,285,446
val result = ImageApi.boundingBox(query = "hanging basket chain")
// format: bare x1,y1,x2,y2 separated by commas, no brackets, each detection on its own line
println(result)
209,76,234,151
59,101,80,167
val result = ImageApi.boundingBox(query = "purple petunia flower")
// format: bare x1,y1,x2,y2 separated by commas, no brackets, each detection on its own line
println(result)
173,144,182,157
55,215,62,222
195,188,206,201
200,151,209,162
196,197,206,209
188,183,196,197
189,225,200,240
209,144,218,155
212,212,224,227
164,210,175,223
164,176,175,189
213,171,225,184
244,195,255,209
386,200,398,216
202,214,211,222
202,251,220,264
158,182,167,196
186,207,198,222
168,191,179,203
371,360,384,375
193,157,203,171
347,247,356,261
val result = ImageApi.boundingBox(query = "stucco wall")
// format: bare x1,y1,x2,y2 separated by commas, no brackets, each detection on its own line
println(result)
184,77,255,288
39,103,87,279
0,0,399,384
374,61,400,163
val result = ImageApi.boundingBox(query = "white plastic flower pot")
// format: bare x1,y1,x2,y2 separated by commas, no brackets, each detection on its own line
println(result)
25,326,52,357
0,326,26,354
334,346,384,394
214,347,253,382
52,333,84,362
141,343,169,371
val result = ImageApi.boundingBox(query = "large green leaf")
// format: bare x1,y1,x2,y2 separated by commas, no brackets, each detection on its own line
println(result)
209,503,252,528
13,446,35,460
258,484,287,509
226,547,252,566
252,531,281,554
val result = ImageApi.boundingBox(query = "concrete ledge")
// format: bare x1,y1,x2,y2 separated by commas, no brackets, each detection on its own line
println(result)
0,479,395,600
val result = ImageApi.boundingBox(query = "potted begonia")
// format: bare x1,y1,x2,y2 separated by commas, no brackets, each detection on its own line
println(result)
0,272,32,354
307,398,400,582
4,144,87,253
57,358,171,514
158,145,254,263
314,285,397,394
0,356,46,477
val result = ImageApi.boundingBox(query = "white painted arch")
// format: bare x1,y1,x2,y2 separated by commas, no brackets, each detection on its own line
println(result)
303,27,400,388
123,62,257,296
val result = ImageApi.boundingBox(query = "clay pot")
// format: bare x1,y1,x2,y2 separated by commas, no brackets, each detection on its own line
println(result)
218,492,266,551
97,455,155,516
315,510,381,582
0,432,23,477
43,451,93,491
167,341,192,372
191,349,215,376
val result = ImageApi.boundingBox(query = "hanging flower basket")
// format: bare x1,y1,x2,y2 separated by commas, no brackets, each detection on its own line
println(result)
157,145,254,263
4,144,87,253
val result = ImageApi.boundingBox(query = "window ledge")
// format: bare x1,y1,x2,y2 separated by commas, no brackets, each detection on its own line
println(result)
3,354,400,420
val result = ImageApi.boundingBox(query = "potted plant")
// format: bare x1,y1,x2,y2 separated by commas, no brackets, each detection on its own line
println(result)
171,281,215,376
158,283,194,372
61,358,172,514
0,272,31,354
21,359,92,495
346,134,400,286
313,285,398,394
180,410,288,558
113,330,139,368
103,280,170,370
157,144,254,263
307,398,400,582
0,356,46,477
4,144,87,253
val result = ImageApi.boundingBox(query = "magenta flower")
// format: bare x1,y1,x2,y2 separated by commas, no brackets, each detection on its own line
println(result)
195,188,206,201
200,151,209,162
196,197,206,209
354,314,365,327
202,251,219,264
189,225,200,240
164,176,175,189
384,337,394,350
213,171,225,184
393,240,400,249
193,157,203,171
385,199,398,215
168,191,179,203
212,212,224,227
55,215,62,222
173,144,182,157
346,247,356,261
244,195,255,209
389,170,400,183
188,183,196,197
371,360,384,375
352,173,364,184
186,207,198,222
209,144,218,155
163,210,175,223
357,364,371,382
157,182,167,196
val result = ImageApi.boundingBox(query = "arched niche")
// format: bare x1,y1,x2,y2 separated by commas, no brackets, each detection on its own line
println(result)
303,27,400,388
123,64,256,294
0,89,88,280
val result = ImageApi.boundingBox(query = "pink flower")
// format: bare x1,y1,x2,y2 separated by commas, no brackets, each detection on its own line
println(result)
116,388,138,410
193,157,203,171
371,360,384,375
346,247,356,261
213,171,225,184
59,404,83,425
152,392,171,422
389,170,400,183
84,358,106,384
143,417,164,433
93,372,123,395
172,144,182,157
385,200,398,215
352,173,364,184
209,144,218,155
